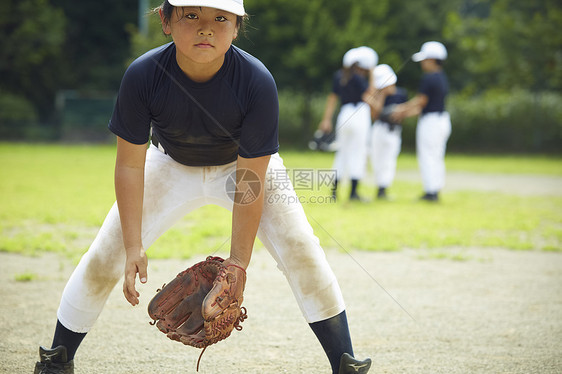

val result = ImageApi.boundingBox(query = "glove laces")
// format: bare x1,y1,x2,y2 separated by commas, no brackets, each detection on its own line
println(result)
196,306,247,372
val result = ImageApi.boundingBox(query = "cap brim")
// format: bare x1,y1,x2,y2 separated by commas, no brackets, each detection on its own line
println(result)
168,0,245,16
412,51,426,62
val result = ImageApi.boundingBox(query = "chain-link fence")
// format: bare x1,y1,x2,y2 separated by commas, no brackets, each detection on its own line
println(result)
56,90,117,143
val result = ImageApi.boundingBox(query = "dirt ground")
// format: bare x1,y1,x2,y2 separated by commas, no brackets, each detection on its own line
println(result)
2,172,561,373
395,170,562,197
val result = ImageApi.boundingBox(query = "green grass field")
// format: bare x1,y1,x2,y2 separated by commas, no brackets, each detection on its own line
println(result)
1,143,561,262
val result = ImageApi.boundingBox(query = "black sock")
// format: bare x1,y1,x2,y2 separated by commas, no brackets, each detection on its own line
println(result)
309,311,354,374
332,180,338,196
350,179,359,197
51,320,87,361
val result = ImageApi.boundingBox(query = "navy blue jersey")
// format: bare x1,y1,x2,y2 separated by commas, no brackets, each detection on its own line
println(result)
378,87,408,127
384,87,408,107
418,71,449,114
331,70,369,105
109,43,279,166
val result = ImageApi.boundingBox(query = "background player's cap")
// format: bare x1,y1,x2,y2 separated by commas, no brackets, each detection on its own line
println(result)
357,46,379,70
343,46,378,70
373,64,397,89
355,46,378,70
168,0,245,16
412,41,448,62
343,48,358,68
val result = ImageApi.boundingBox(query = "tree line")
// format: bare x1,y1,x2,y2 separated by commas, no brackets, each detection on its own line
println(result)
1,0,560,151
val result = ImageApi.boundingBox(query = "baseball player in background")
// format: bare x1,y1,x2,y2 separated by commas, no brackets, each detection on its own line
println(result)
369,64,408,200
33,1,371,373
318,46,378,202
391,41,451,202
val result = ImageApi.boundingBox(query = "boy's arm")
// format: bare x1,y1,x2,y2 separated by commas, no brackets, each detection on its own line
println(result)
318,93,338,133
227,154,271,269
390,93,428,122
114,136,148,306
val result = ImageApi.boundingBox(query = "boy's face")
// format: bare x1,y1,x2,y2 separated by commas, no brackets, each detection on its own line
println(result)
161,6,239,71
420,59,438,72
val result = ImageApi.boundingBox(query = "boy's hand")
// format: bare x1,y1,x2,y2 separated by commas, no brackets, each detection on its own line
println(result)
123,246,148,306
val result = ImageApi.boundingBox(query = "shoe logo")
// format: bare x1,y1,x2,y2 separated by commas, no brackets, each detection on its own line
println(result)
41,352,59,362
348,362,369,372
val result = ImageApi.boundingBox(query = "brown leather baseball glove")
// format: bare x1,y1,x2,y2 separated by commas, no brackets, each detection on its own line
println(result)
147,256,247,370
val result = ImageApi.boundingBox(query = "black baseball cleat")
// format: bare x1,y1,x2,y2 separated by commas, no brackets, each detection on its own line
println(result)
420,192,439,202
339,353,372,373
34,345,74,374
349,194,367,203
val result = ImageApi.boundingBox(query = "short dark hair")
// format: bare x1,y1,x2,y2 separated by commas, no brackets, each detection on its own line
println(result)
156,1,247,34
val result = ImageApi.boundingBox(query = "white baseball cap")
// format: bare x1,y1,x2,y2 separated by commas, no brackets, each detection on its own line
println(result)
343,46,378,70
168,0,245,16
355,46,378,70
412,41,447,62
342,48,358,68
373,64,397,89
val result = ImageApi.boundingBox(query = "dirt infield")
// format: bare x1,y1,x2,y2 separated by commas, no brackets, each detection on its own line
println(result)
2,246,561,374
2,172,561,373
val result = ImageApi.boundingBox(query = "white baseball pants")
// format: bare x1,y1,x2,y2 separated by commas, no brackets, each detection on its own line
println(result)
369,122,402,188
57,146,345,333
332,102,371,181
416,112,452,193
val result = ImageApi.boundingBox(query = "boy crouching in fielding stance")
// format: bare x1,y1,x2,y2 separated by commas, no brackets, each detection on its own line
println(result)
34,1,371,373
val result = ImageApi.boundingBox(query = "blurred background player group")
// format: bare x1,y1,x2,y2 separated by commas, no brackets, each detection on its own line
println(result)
317,41,450,203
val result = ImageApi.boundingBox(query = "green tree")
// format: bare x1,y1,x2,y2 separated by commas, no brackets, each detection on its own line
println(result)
128,0,170,61
51,0,139,91
0,0,66,122
444,0,562,93
382,0,463,93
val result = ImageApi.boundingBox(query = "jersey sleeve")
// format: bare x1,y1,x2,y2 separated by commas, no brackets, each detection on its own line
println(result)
108,61,152,144
237,69,279,158
385,88,409,106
